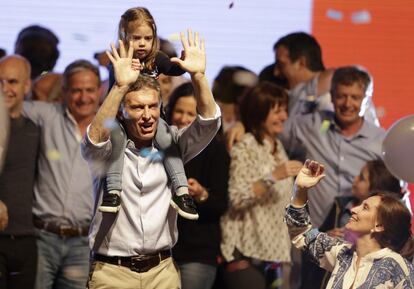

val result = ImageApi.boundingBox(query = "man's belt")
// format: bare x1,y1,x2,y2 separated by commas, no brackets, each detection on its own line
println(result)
93,250,171,273
34,218,89,237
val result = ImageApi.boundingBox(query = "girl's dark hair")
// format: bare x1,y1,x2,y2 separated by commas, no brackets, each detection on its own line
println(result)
118,7,159,71
374,193,414,260
366,160,401,197
239,82,288,145
165,82,194,124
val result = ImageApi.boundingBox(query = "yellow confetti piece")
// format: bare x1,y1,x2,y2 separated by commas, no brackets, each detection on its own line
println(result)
47,149,61,161
320,119,331,133
167,33,180,42
270,278,283,288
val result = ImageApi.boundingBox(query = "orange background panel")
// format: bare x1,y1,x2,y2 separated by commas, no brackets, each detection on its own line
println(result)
312,0,414,232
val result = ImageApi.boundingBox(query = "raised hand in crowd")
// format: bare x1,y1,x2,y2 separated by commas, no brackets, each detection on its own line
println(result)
170,29,206,75
291,159,325,207
106,40,141,88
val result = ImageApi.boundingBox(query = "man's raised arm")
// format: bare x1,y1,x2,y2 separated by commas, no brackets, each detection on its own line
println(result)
171,29,216,119
88,40,140,143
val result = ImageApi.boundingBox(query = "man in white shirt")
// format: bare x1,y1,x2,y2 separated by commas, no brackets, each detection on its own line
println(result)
81,30,220,289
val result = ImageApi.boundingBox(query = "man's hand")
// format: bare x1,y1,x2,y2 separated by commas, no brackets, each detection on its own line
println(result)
0,200,8,231
295,159,325,190
106,40,141,87
171,29,206,76
225,121,245,151
273,160,303,180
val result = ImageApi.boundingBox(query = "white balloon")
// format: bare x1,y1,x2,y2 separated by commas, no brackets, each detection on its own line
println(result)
382,115,414,183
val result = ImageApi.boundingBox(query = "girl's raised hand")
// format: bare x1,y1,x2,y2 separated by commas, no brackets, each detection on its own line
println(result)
170,29,206,75
106,40,141,87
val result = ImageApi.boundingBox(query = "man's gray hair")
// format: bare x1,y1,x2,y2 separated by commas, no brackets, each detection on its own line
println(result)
63,59,100,88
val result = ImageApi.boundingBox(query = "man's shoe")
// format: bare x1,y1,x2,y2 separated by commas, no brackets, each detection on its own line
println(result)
170,194,199,220
98,193,121,213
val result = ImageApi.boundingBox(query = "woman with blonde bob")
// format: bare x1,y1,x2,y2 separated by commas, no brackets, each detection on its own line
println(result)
285,160,414,289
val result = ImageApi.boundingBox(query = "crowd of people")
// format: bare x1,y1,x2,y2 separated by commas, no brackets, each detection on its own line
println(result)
0,5,413,289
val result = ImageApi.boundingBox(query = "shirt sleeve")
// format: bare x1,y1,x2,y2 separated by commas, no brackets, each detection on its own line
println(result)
174,103,221,164
22,101,59,125
80,125,114,178
285,204,346,272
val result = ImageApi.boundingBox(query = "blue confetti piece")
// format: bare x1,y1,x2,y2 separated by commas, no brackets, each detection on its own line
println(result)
326,9,343,21
103,118,118,130
351,10,371,24
140,148,164,162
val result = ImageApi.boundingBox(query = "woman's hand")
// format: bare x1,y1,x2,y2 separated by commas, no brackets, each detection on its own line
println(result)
188,178,209,203
295,159,325,190
225,121,245,152
291,159,325,207
273,160,303,180
106,40,141,88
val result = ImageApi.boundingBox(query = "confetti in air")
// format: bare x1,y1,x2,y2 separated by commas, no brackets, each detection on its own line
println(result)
351,10,371,24
139,147,165,163
47,149,62,161
229,2,234,9
376,106,385,119
167,33,180,42
72,33,88,42
306,95,316,102
103,118,118,130
326,9,343,21
320,119,331,134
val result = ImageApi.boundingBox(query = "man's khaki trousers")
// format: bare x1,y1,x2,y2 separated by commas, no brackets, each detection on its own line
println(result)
87,257,181,289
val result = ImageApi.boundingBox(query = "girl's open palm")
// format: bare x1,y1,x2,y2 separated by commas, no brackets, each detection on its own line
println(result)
106,40,141,87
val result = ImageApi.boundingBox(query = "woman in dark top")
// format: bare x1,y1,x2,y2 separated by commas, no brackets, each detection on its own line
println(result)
166,82,229,289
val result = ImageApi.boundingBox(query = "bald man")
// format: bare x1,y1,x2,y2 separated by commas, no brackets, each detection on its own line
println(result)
0,55,40,289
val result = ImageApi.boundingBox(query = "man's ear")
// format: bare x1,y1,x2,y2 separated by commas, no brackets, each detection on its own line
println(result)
298,55,307,69
24,78,32,95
